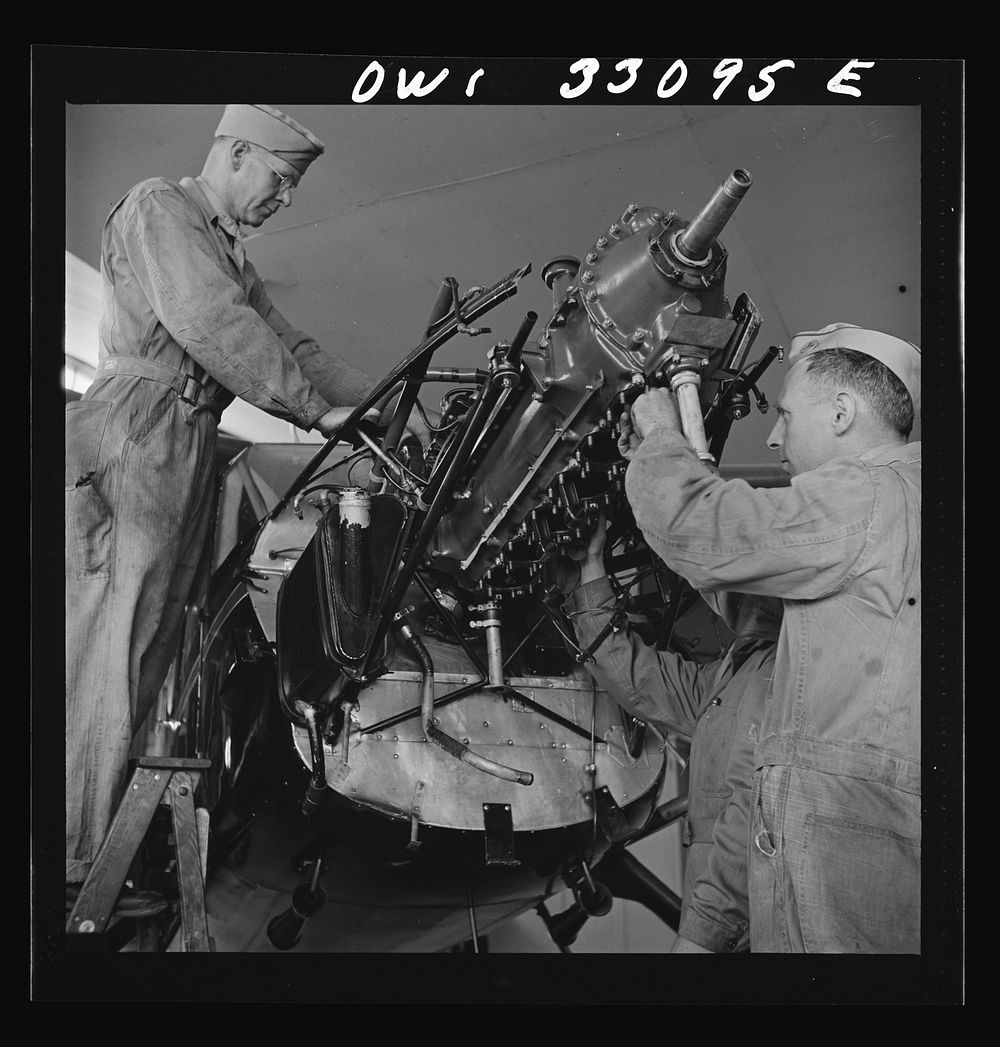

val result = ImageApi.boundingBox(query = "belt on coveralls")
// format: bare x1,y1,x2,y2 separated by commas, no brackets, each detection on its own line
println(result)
96,355,224,422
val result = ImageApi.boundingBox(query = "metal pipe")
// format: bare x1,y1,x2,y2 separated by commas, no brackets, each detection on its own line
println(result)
423,367,488,384
360,380,504,675
674,168,753,265
359,288,529,679
417,376,500,510
425,278,456,335
353,427,421,493
295,701,328,818
367,379,426,495
269,264,530,523
395,616,533,786
471,601,505,689
670,373,715,463
505,311,538,371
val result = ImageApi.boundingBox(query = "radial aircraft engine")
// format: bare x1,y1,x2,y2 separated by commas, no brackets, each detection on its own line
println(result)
165,169,779,952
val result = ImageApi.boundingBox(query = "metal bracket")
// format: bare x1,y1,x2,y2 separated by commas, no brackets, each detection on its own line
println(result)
483,803,519,867
594,785,634,843
406,780,426,852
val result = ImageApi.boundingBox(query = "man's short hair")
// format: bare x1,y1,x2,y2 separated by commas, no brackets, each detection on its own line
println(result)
805,347,914,438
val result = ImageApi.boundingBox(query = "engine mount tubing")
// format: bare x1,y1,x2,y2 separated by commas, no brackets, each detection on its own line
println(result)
353,426,419,493
360,378,504,679
670,373,714,462
269,264,530,524
370,371,428,491
591,848,680,931
368,383,500,674
399,620,534,786
673,168,753,265
418,374,502,509
425,279,456,335
360,679,485,736
423,368,489,384
362,583,596,739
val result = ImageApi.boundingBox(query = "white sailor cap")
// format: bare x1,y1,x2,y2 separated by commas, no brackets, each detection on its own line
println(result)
789,322,921,416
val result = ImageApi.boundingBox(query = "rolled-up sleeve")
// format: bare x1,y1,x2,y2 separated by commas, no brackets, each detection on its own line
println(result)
564,576,712,735
624,429,875,601
120,187,333,428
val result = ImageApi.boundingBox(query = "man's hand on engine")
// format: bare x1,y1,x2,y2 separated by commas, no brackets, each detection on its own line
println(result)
630,388,683,442
315,406,369,439
401,402,441,450
578,512,608,586
555,513,608,594
617,409,641,460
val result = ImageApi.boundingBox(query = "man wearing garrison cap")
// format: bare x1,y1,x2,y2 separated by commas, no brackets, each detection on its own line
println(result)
617,323,921,954
65,105,396,903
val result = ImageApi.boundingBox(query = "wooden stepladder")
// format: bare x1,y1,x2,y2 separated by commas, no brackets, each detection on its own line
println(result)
66,757,213,952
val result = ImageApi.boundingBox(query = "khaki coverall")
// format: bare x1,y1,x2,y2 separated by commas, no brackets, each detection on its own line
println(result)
565,576,778,951
625,430,921,953
66,176,374,883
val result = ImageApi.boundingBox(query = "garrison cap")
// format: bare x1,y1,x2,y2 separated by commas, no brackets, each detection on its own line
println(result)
789,322,921,416
215,104,325,176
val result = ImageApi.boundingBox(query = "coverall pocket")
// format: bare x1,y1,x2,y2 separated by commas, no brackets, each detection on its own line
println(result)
65,400,114,578
794,811,920,953
691,702,739,799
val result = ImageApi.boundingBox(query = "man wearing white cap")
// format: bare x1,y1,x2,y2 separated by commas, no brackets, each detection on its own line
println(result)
65,105,393,897
617,323,921,953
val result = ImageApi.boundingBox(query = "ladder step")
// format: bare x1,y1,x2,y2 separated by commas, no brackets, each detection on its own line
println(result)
67,762,212,951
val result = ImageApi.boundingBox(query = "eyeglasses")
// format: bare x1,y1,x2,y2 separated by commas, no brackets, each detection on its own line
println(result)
253,147,298,196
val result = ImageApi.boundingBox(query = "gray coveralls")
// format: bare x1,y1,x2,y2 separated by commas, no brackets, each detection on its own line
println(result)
65,175,374,883
626,429,921,953
565,577,779,951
